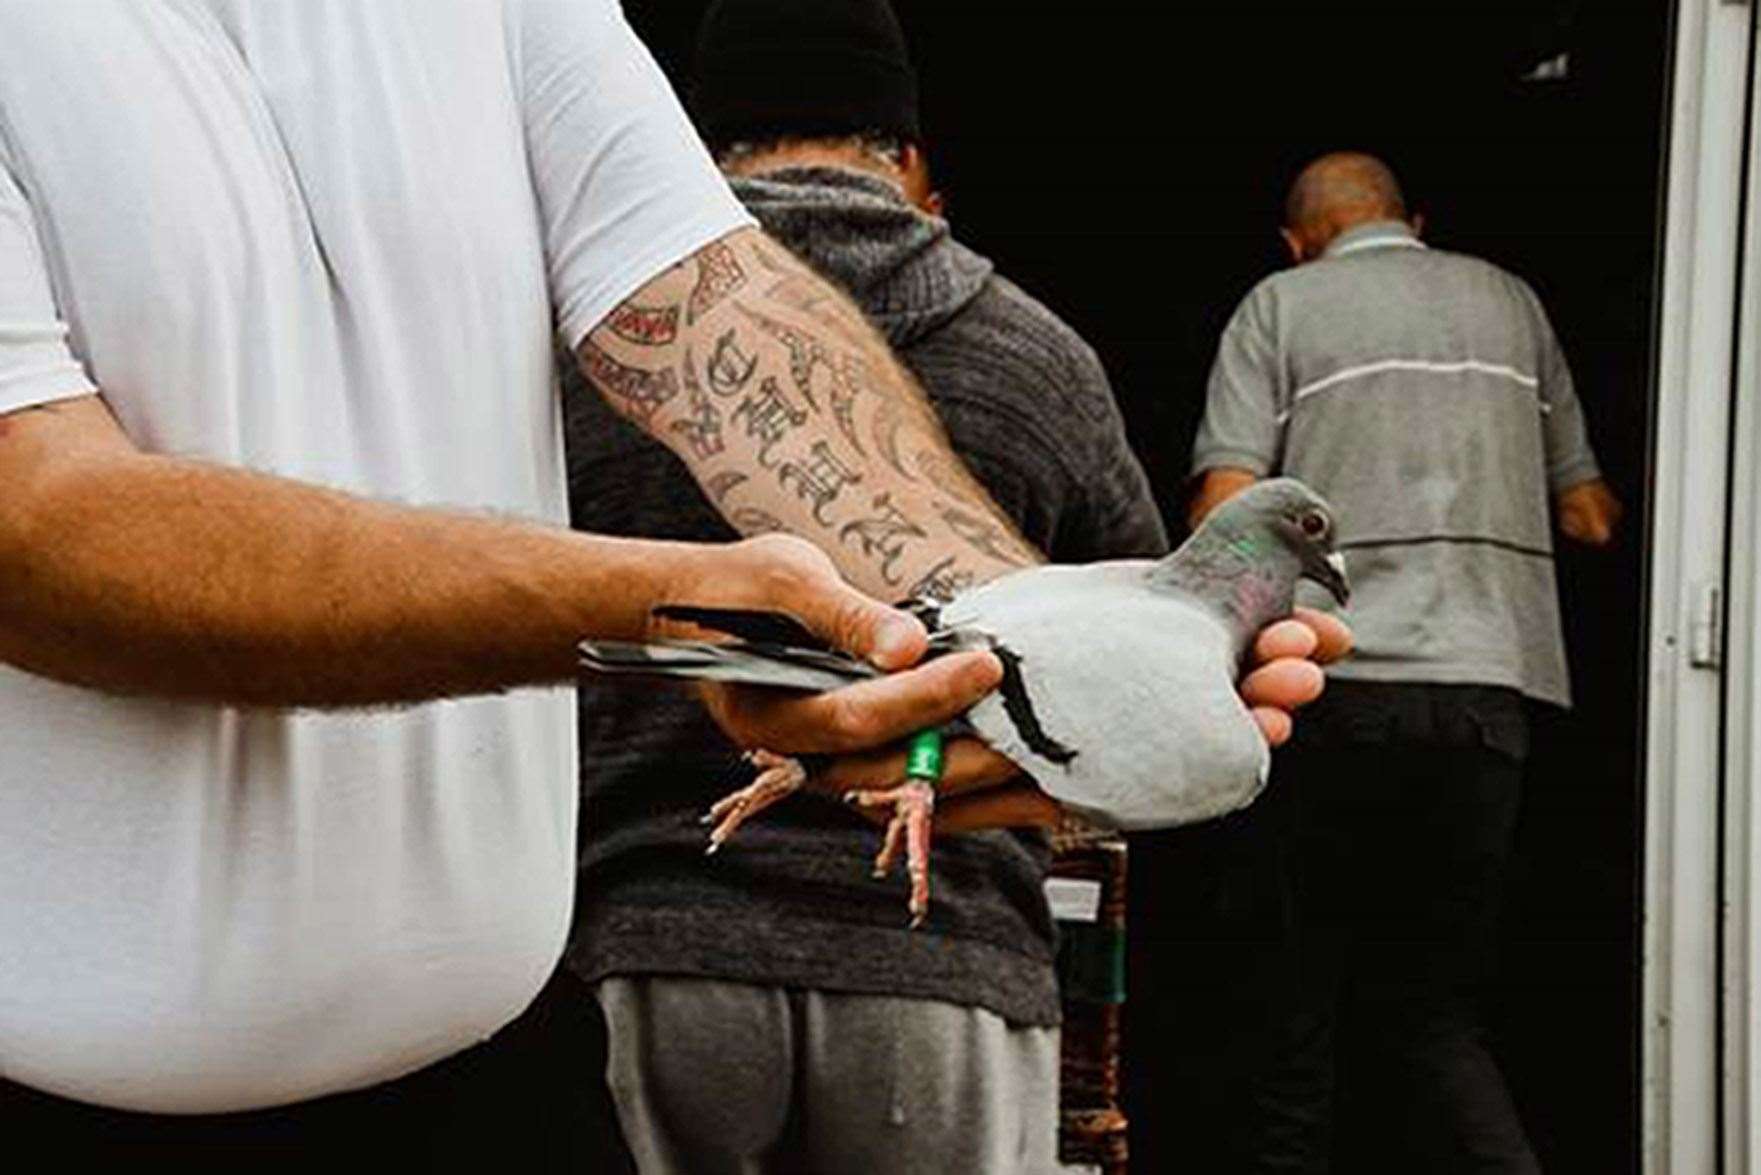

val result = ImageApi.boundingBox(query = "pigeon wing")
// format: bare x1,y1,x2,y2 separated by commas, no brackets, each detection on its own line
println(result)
578,638,876,693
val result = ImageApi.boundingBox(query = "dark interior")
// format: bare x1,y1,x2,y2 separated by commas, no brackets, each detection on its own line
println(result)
623,4,1672,1170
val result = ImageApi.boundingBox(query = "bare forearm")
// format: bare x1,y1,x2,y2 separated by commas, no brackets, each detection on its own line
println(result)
0,421,680,705
1190,467,1258,529
578,227,1037,599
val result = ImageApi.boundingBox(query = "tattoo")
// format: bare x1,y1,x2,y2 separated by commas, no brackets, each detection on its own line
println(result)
688,242,747,324
668,349,723,460
765,276,868,347
765,274,838,315
870,401,915,480
707,330,758,396
705,470,749,503
736,305,840,414
937,502,1029,566
914,449,982,505
839,492,927,585
731,505,787,534
741,293,882,451
829,354,868,455
606,300,679,347
731,377,808,468
778,440,864,526
751,242,791,275
904,556,977,603
579,338,680,425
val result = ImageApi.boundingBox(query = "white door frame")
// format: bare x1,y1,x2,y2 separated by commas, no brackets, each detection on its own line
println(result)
1645,2,1756,1171
1723,0,1761,1169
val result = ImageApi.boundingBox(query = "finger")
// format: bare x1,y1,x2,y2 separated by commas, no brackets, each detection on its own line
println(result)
705,650,1003,755
1253,619,1319,664
1240,657,1325,710
810,737,1019,799
722,535,928,669
1251,706,1294,747
931,783,1063,834
1290,607,1354,663
801,581,928,670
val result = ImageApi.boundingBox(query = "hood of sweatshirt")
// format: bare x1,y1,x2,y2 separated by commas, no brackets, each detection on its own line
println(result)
729,166,994,350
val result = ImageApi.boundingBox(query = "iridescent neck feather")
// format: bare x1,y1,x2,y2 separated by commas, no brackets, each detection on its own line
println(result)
1151,517,1300,659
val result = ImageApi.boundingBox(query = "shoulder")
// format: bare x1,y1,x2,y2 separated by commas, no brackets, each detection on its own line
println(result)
913,273,1164,556
1416,247,1544,300
964,273,1102,366
1216,272,1295,338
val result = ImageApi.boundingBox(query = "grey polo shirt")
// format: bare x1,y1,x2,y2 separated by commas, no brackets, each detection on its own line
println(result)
1193,220,1602,707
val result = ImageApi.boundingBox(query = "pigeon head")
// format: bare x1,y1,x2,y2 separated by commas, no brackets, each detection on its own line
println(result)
1152,477,1350,653
1207,478,1351,607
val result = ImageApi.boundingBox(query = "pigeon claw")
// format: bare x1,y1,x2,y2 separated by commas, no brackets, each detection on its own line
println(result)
846,778,937,928
704,750,806,854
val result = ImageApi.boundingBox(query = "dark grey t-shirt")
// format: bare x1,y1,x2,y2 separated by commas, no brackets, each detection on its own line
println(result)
565,168,1167,1026
1194,220,1601,706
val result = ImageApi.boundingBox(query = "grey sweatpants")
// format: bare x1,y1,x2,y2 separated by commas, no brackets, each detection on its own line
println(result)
595,976,1059,1175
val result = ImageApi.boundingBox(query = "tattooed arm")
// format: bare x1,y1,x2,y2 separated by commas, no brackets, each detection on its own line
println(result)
574,227,1060,825
575,227,1037,601
572,228,1343,827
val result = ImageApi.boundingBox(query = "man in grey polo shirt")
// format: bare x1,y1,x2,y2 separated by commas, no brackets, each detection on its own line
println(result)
1191,152,1620,1172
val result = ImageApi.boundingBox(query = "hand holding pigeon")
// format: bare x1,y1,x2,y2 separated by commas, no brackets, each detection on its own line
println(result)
581,478,1350,922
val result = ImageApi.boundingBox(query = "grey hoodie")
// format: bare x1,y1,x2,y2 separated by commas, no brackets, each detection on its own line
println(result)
562,167,1166,1026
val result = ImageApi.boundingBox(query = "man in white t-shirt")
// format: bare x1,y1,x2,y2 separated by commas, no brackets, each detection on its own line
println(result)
0,2,1338,1165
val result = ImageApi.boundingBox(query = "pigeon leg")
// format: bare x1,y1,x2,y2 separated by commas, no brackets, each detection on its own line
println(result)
703,749,806,854
845,777,938,928
869,799,910,878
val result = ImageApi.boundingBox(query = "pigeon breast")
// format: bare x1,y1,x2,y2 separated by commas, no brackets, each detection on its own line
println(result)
942,561,1271,831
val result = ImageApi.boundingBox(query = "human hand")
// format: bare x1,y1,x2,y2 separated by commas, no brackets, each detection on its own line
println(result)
673,533,1004,755
1239,606,1353,747
825,605,1354,833
1557,478,1622,547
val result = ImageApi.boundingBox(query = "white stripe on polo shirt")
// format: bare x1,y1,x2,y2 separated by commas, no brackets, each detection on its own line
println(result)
1276,358,1548,424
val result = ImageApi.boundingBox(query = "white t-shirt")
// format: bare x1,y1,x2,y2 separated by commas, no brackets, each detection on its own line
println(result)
0,0,750,1113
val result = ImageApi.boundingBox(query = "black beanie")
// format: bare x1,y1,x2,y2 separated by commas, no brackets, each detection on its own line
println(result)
690,0,921,154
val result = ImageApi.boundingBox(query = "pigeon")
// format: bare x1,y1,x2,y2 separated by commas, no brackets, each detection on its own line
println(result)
579,477,1349,923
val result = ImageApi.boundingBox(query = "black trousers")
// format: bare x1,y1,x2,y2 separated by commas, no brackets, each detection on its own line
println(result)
0,966,635,1174
1243,682,1540,1175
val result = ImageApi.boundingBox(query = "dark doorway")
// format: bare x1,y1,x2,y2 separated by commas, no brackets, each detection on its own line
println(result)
622,4,1667,1170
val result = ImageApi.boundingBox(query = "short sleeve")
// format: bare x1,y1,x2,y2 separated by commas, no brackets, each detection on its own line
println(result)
510,0,756,348
1192,290,1282,477
0,161,94,415
1523,285,1603,492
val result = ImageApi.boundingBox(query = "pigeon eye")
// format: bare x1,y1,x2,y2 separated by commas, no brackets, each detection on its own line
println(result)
1299,511,1328,538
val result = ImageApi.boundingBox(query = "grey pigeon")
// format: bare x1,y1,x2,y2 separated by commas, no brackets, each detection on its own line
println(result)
579,478,1349,916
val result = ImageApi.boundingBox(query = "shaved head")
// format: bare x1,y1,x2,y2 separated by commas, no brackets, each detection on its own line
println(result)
1283,153,1408,255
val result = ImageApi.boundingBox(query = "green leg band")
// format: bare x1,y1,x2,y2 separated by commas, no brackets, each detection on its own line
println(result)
904,728,945,783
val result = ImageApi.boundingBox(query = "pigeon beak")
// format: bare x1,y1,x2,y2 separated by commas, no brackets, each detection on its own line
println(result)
1305,550,1351,606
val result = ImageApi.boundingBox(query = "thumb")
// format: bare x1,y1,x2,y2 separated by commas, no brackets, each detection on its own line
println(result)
817,585,928,670
770,553,927,670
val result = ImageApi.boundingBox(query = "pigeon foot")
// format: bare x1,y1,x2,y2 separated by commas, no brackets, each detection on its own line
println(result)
704,750,806,854
846,778,937,928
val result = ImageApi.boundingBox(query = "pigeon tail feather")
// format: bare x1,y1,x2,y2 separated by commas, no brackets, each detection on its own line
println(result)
652,604,831,650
